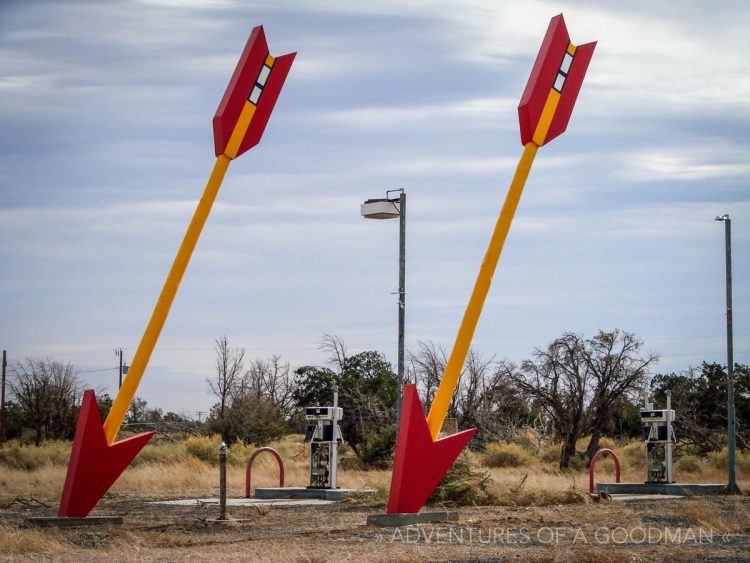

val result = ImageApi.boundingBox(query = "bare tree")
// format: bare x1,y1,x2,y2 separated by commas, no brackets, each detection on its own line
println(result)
454,350,495,429
408,341,446,410
583,330,657,459
207,335,245,442
244,355,296,419
409,342,531,445
498,333,590,469
500,330,657,468
9,358,84,445
319,334,347,373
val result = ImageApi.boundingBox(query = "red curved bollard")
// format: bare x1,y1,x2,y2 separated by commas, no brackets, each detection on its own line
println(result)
245,447,285,498
589,448,621,494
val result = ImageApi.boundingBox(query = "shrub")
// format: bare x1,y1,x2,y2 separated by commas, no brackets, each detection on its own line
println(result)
596,437,617,451
483,442,533,468
359,425,397,469
428,453,497,506
539,443,562,463
227,441,257,467
185,434,222,463
706,448,750,471
620,440,646,469
566,454,588,472
675,454,704,473
0,440,71,470
131,441,188,466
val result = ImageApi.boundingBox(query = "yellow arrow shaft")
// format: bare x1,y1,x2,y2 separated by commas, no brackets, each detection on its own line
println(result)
103,154,231,444
426,142,538,440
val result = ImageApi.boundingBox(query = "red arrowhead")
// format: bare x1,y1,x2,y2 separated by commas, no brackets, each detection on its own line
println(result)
58,390,154,517
387,385,476,514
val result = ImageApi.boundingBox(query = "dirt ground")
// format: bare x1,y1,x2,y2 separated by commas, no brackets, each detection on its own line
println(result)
2,493,750,562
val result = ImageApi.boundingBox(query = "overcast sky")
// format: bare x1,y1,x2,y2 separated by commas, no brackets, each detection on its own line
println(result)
1,0,748,417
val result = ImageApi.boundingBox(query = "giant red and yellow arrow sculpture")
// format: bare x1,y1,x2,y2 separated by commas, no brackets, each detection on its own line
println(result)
387,14,595,514
58,26,295,518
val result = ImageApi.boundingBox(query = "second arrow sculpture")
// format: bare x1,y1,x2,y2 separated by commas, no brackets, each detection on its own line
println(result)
387,13,596,515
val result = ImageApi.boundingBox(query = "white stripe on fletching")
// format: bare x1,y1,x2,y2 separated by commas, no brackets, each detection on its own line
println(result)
560,53,573,75
257,65,271,87
554,73,565,92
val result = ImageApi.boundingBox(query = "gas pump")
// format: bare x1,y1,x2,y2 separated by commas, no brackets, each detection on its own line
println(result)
303,387,343,489
641,391,675,483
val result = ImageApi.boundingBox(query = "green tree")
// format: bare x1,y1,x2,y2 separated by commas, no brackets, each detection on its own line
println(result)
293,336,398,462
651,362,750,453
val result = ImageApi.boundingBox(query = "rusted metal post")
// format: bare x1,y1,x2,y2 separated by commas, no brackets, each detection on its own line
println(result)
218,442,228,520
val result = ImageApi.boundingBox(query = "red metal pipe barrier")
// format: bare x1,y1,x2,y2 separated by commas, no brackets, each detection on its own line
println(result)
245,447,285,498
589,448,620,494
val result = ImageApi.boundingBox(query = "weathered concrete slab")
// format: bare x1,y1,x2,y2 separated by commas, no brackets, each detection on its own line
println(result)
597,482,726,496
26,516,123,528
366,511,460,527
151,498,336,508
254,487,356,501
610,494,685,501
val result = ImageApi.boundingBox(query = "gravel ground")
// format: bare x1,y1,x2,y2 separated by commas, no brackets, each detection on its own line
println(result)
2,493,750,561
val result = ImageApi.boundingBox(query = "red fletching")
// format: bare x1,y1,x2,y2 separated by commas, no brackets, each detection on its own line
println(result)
212,26,296,158
518,14,596,146
547,41,595,143
239,52,295,155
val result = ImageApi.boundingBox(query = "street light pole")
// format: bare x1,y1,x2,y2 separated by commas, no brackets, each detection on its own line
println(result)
361,190,406,428
715,213,741,494
396,190,406,427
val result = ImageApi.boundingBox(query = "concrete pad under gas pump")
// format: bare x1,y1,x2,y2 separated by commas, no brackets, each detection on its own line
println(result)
151,497,337,508
597,482,727,496
253,487,362,501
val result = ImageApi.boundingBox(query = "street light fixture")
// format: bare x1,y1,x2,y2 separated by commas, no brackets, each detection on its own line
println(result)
361,189,406,427
715,213,741,494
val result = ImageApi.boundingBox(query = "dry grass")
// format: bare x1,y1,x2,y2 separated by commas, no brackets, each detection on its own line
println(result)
483,442,533,468
0,440,71,469
0,524,69,554
673,497,750,534
1,435,749,509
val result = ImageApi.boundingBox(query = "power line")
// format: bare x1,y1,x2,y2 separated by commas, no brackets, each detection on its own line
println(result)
78,367,118,374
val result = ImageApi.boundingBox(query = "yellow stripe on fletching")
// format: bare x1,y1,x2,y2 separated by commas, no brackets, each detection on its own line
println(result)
224,101,257,159
532,89,561,146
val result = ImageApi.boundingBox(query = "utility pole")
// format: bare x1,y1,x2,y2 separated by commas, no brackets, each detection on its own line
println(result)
715,214,741,494
1,350,7,448
115,348,123,389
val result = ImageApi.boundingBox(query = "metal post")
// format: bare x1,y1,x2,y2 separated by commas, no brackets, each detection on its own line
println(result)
361,189,407,429
665,391,673,483
397,191,406,429
717,215,741,494
117,349,123,389
331,385,339,489
218,442,228,519
1,350,7,448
